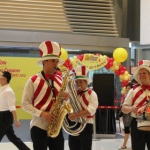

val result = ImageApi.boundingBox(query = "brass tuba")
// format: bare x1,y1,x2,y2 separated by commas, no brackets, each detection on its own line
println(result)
47,68,73,138
62,74,87,136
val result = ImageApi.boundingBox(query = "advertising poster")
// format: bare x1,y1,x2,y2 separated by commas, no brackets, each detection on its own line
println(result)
0,57,41,119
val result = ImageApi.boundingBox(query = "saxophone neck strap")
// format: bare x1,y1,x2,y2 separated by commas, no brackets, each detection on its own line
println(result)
41,71,56,100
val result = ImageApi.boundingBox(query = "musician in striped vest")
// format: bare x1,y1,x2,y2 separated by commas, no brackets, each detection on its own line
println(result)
122,60,150,150
68,66,98,150
22,41,69,150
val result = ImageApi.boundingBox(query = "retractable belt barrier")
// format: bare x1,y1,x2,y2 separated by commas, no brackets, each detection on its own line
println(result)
16,105,120,109
98,106,120,109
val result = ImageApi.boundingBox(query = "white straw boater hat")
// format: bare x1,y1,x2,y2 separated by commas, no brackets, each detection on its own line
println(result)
37,41,64,66
73,66,92,84
133,60,150,84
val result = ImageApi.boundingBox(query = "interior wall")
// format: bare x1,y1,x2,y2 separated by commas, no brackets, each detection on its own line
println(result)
0,30,129,51
135,49,150,64
127,0,140,41
142,49,150,60
113,0,122,37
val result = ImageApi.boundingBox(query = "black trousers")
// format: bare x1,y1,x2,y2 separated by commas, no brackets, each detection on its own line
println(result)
31,126,64,150
0,111,30,150
124,126,130,134
131,118,150,150
69,124,93,150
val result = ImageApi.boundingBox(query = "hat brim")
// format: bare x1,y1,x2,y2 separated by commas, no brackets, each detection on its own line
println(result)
133,66,150,84
37,57,64,67
74,77,92,84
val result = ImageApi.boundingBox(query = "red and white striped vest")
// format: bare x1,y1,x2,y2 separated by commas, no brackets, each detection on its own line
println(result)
30,74,62,111
132,84,150,108
77,88,94,118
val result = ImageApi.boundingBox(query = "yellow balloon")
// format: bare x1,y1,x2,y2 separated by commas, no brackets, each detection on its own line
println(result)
113,61,117,65
103,55,107,59
124,71,128,75
119,75,124,79
124,75,129,80
114,65,119,70
60,48,68,61
110,66,115,71
73,56,77,59
121,90,125,94
113,48,128,62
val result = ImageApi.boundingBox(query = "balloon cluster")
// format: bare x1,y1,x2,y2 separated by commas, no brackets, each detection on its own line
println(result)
70,56,78,68
105,56,130,79
113,47,131,94
59,47,131,95
70,55,84,68
63,58,73,70
104,48,131,94
59,48,73,70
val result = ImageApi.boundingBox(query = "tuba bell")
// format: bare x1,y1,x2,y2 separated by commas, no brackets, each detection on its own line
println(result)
62,74,87,136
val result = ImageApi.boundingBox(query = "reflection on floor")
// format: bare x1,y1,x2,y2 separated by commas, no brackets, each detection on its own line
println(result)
0,119,133,150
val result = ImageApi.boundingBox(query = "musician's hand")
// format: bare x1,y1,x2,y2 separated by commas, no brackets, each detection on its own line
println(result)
68,113,78,121
63,92,69,100
40,111,54,124
130,106,138,114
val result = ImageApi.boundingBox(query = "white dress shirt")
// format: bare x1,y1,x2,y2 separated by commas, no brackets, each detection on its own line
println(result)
78,89,98,124
123,88,150,118
0,84,16,111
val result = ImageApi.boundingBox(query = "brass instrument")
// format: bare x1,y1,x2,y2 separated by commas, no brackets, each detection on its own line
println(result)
47,68,73,138
136,100,150,131
47,68,87,137
62,75,87,136
136,100,150,121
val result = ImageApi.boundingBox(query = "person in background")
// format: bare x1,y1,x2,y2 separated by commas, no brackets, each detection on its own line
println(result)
122,60,150,150
131,79,138,85
68,66,98,150
0,71,30,150
21,41,69,150
118,82,133,150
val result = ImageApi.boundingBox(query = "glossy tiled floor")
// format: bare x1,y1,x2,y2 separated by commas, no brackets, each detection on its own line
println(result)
0,118,133,150
0,139,132,150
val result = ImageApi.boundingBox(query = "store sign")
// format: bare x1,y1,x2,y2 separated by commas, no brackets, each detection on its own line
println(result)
76,54,108,70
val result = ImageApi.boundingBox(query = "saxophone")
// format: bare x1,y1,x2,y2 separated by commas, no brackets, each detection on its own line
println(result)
47,68,73,138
